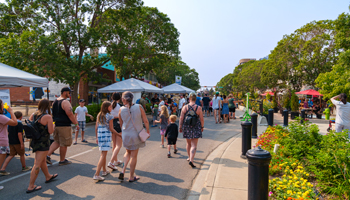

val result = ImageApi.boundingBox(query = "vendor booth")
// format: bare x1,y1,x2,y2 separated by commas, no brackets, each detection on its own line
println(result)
97,78,164,104
161,83,195,94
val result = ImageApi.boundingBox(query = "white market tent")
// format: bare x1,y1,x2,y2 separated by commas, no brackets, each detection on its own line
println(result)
97,78,164,94
161,83,195,94
0,62,49,87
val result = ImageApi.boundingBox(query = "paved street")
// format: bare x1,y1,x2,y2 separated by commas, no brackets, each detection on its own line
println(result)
0,116,240,200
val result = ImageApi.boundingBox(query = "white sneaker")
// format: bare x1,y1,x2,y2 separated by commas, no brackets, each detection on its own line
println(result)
93,175,105,181
102,171,110,176
113,160,123,166
0,186,3,190
108,162,118,171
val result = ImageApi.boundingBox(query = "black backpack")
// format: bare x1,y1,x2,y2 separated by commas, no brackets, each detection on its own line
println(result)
184,105,199,127
23,114,46,140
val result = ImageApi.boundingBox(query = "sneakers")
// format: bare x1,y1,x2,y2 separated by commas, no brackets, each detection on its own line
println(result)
151,125,157,127
59,159,72,166
167,153,171,158
46,156,52,164
108,162,118,171
93,175,105,181
113,160,123,166
0,170,10,176
174,149,178,154
101,171,110,176
73,141,77,145
22,166,32,172
160,144,164,148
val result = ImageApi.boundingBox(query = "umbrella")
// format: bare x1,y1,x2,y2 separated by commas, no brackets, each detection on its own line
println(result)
261,92,274,96
161,83,195,94
97,78,164,93
296,89,323,96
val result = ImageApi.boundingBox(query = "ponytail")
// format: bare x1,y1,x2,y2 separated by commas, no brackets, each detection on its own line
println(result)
112,92,121,109
340,93,347,104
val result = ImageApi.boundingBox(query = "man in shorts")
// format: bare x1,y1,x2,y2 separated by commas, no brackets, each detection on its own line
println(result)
46,87,79,165
202,94,210,117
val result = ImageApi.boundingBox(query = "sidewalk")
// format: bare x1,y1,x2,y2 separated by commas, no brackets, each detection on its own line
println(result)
187,110,267,200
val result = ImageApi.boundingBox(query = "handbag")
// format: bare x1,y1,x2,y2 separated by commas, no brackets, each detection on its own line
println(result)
129,106,150,142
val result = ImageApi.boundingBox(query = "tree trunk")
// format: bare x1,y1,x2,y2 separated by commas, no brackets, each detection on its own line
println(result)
71,82,80,107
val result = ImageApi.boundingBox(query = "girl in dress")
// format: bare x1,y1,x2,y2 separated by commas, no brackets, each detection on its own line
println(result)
155,105,169,148
93,101,117,181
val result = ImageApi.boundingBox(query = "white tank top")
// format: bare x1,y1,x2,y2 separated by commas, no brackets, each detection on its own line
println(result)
212,96,220,109
110,103,120,118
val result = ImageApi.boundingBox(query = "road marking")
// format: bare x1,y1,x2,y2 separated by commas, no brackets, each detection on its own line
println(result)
0,148,94,185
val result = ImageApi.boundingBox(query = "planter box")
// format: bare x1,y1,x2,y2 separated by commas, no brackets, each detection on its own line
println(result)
290,112,299,120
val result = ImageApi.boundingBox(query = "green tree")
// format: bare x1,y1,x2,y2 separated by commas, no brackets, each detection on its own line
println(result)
103,6,180,80
216,73,235,95
316,11,350,98
290,90,299,112
0,0,142,106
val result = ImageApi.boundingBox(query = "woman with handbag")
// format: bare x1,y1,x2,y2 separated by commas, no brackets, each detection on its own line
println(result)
27,99,58,193
179,92,204,168
118,91,150,182
108,92,123,170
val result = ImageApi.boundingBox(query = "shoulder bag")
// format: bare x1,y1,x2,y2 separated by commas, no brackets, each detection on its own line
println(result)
129,106,150,142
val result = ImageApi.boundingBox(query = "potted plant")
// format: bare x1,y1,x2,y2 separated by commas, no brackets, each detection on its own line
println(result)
290,90,299,120
282,92,291,111
272,91,278,113
266,93,271,101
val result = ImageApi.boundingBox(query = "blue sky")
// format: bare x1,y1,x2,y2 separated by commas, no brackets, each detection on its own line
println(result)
143,0,350,86
0,0,348,86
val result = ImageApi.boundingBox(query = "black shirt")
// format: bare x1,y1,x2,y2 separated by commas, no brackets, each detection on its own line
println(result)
52,99,72,126
165,123,179,139
151,97,160,104
168,98,172,104
202,97,210,106
8,121,23,145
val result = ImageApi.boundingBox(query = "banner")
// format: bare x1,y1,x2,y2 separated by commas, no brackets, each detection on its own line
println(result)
175,76,182,85
0,89,11,106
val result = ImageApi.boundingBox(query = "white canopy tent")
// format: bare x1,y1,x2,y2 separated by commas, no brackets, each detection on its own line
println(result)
0,62,49,87
97,78,164,94
161,83,195,94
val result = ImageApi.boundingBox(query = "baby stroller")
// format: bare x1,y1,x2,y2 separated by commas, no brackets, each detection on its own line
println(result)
327,120,335,132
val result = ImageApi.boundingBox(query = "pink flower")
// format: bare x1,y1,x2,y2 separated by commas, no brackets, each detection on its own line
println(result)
269,191,273,196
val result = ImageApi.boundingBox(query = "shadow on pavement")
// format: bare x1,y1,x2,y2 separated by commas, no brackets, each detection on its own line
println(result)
136,170,184,183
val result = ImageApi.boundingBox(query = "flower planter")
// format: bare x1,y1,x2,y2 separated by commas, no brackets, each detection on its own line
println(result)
290,111,299,120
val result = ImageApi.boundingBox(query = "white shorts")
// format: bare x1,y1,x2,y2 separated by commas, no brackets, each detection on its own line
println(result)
335,123,350,137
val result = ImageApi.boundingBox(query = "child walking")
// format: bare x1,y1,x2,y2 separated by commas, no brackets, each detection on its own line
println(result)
155,105,169,148
93,101,117,181
165,115,179,158
0,111,32,174
74,99,94,144
151,104,158,127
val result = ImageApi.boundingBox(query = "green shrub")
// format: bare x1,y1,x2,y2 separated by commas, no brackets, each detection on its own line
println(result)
145,103,152,114
266,93,271,101
290,91,299,112
282,92,291,109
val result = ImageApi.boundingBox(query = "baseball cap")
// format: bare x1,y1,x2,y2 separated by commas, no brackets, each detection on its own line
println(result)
154,104,158,108
79,99,85,102
142,94,147,97
61,87,71,93
216,92,219,95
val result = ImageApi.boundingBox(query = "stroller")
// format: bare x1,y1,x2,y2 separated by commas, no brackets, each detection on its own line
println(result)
327,120,335,132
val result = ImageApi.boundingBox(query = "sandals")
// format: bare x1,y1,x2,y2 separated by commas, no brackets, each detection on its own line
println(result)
81,139,88,143
26,185,42,193
129,177,140,182
118,173,124,181
45,174,58,183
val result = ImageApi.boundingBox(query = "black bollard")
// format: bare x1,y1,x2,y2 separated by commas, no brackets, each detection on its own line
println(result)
259,101,263,115
246,147,272,200
251,113,258,139
301,109,306,124
241,120,252,159
283,109,288,127
268,109,274,126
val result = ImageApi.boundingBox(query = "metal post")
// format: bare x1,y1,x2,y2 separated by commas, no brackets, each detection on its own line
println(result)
283,109,288,127
268,109,274,126
246,147,272,200
259,101,263,115
301,109,306,124
241,120,252,159
251,113,258,139
47,87,49,99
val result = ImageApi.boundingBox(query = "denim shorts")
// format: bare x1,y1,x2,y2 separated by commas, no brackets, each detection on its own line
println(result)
0,146,10,154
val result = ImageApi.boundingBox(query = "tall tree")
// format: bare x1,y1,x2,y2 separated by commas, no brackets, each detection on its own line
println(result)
0,0,142,106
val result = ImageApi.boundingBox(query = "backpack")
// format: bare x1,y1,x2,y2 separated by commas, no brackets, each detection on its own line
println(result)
23,114,46,140
184,105,199,127
136,99,140,104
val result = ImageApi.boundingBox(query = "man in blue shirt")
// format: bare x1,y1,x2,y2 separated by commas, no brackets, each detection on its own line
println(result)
308,99,313,107
196,93,203,107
